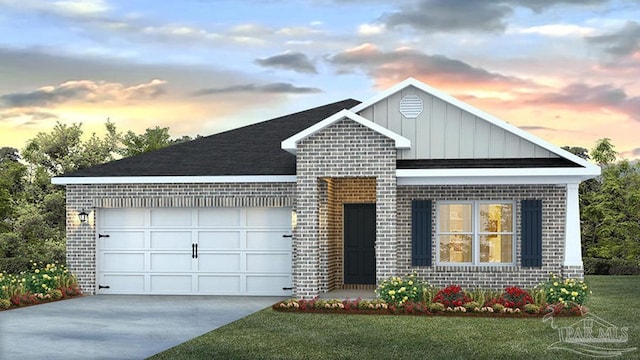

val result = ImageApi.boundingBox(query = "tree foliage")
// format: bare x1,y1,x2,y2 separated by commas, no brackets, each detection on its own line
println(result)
580,159,640,261
0,121,190,273
590,138,617,165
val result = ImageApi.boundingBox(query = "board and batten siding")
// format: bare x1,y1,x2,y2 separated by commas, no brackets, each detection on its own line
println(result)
357,85,559,160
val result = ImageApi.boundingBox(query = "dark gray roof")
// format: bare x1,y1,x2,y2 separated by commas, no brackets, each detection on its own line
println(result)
64,99,361,177
397,158,583,169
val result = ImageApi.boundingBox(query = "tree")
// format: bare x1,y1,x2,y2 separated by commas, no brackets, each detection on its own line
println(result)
561,146,590,160
590,138,617,166
581,160,640,260
119,126,192,157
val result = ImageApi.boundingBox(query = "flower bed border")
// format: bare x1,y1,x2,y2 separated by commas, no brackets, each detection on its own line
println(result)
272,300,587,318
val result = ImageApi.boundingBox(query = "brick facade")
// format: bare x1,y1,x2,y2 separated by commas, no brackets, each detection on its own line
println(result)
65,183,295,294
397,185,571,289
294,119,397,298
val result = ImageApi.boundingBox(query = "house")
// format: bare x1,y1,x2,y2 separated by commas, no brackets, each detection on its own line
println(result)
52,78,601,298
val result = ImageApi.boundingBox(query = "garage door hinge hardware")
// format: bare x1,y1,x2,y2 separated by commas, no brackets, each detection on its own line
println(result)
282,234,292,238
98,234,110,238
98,285,110,289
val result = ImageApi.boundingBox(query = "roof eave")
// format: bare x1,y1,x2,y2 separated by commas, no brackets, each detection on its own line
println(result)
281,109,411,154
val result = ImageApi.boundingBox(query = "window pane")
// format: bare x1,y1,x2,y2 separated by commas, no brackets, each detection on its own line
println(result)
479,203,513,233
439,234,472,263
480,235,513,263
438,204,472,232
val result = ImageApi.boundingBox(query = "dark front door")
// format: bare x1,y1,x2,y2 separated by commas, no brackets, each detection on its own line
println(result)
344,203,376,284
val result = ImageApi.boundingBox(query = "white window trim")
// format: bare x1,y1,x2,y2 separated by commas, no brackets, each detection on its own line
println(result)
435,200,516,266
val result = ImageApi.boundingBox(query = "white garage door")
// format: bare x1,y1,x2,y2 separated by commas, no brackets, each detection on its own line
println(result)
96,207,292,296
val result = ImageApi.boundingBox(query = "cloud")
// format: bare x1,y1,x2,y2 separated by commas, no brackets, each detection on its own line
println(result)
0,109,58,122
357,23,386,36
326,43,535,91
586,21,640,56
511,0,609,12
0,79,167,108
255,52,318,74
510,24,596,37
380,0,610,33
382,0,513,33
192,82,322,96
525,83,640,120
620,147,640,159
519,125,557,131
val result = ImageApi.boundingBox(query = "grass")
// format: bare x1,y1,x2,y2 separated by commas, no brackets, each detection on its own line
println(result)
149,276,640,360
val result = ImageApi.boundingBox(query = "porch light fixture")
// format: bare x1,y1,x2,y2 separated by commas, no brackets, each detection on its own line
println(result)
78,209,89,224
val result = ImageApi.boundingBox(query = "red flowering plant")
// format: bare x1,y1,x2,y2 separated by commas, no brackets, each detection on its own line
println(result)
432,285,470,308
490,286,534,309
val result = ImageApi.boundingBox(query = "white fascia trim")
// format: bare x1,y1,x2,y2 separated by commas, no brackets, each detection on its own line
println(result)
397,167,600,185
350,78,601,173
51,175,297,185
281,109,411,154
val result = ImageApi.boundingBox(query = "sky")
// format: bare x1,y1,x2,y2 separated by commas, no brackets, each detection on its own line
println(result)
1,0,639,159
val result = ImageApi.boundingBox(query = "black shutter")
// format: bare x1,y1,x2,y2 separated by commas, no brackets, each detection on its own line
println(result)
411,200,432,266
521,199,542,267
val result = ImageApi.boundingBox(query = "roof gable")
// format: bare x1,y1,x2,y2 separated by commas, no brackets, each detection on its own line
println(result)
350,78,598,171
281,109,411,154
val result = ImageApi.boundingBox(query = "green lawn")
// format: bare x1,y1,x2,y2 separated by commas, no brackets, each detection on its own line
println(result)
149,276,639,360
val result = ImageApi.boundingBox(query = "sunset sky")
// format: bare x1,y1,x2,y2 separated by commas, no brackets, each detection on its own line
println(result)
1,0,639,159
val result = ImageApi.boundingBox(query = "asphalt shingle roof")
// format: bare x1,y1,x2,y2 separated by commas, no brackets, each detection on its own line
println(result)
64,99,361,177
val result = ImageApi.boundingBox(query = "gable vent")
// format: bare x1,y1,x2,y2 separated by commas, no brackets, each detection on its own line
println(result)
399,95,423,118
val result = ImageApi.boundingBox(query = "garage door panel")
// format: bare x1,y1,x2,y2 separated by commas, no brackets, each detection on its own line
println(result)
198,208,241,227
246,231,290,250
102,208,145,227
198,231,241,249
150,209,192,227
246,275,290,295
150,231,192,249
198,275,241,293
100,274,145,293
246,208,291,227
150,253,192,271
150,275,192,293
98,207,292,295
246,253,290,272
99,231,145,249
198,253,240,272
102,253,145,271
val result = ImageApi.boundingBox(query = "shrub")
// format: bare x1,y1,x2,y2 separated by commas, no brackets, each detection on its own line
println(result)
428,302,445,313
535,274,589,306
492,303,505,312
497,287,534,309
465,288,501,307
376,274,428,306
0,298,10,310
463,301,481,312
583,257,640,275
523,304,540,314
433,285,470,308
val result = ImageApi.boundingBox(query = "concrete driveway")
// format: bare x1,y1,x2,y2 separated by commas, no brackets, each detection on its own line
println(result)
0,295,282,360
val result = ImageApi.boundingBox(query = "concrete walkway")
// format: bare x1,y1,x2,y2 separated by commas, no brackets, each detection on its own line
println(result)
0,295,282,360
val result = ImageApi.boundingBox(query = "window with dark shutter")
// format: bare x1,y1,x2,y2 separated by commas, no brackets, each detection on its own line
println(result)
521,199,542,267
412,200,432,266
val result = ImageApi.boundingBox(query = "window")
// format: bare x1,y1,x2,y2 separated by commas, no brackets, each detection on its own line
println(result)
437,201,514,265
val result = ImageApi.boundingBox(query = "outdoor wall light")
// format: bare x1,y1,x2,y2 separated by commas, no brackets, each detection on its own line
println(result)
78,209,89,224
